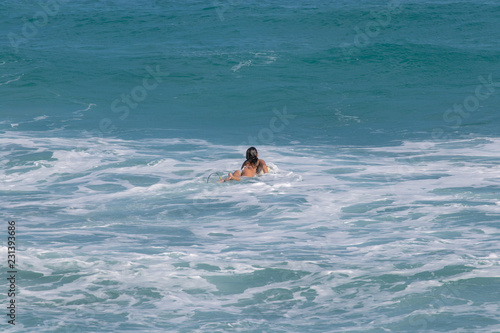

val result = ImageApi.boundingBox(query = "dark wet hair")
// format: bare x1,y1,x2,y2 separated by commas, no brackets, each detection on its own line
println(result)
241,147,259,169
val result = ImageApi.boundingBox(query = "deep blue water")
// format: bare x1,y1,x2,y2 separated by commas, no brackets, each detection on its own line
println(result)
1,0,500,332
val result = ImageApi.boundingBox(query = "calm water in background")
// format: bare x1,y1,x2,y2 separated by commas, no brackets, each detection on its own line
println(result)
1,0,500,331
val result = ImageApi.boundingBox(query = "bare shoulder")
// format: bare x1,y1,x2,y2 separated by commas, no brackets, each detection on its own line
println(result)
259,159,269,173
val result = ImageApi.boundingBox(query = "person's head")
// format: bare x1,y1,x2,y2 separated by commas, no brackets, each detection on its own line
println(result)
242,147,259,169
246,147,258,161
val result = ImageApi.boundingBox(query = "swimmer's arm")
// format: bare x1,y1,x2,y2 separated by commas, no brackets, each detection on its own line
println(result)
260,159,269,173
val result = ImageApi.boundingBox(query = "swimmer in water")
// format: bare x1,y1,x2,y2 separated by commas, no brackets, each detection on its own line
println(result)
221,147,269,182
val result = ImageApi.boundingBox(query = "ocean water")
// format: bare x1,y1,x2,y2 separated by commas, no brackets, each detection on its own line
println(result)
1,0,500,332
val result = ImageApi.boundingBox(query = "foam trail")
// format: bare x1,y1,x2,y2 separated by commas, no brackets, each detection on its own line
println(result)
0,74,23,85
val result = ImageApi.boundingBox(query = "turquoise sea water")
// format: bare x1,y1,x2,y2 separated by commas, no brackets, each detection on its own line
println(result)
1,0,500,332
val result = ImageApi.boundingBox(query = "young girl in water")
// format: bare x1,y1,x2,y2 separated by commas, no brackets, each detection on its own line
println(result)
221,147,269,182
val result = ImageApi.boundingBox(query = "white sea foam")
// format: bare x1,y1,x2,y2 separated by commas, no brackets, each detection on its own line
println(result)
231,60,252,72
0,74,23,86
33,115,48,121
3,133,500,332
